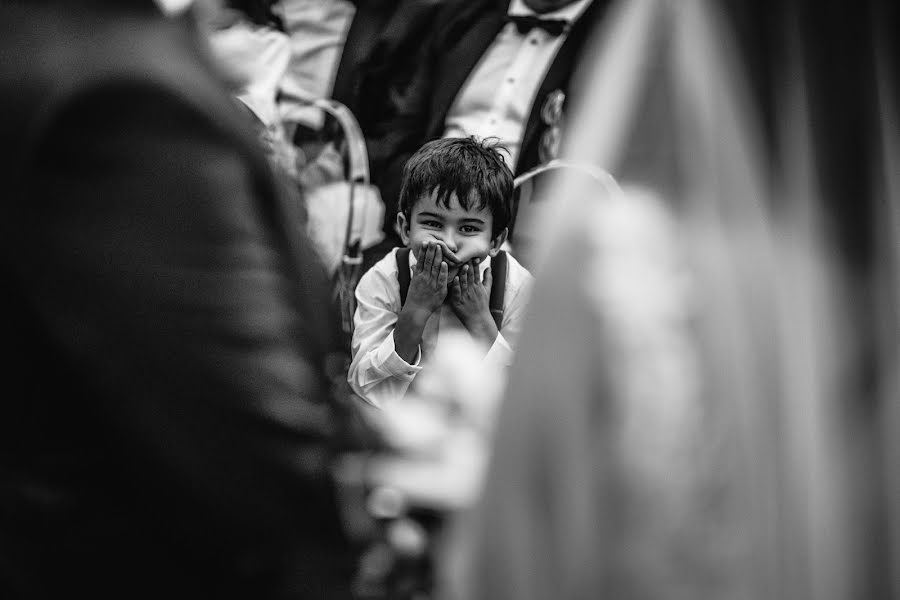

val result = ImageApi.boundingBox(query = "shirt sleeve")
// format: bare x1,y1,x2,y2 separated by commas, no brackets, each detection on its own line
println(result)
348,259,423,408
483,264,534,367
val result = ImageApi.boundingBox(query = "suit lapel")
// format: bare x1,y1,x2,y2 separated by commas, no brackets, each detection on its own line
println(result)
518,0,608,173
331,2,389,109
427,1,508,137
364,0,447,66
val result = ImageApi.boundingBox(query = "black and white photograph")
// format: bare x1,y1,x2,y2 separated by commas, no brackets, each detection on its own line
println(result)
1,1,897,598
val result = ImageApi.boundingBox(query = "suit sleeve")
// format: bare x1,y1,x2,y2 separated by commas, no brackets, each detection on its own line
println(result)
22,80,347,547
362,2,449,229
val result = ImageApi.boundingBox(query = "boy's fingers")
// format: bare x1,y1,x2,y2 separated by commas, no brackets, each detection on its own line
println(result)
438,261,448,287
457,264,467,293
414,242,427,272
483,266,492,292
468,260,478,286
445,249,461,266
420,242,432,272
432,245,443,277
437,241,460,265
416,244,428,273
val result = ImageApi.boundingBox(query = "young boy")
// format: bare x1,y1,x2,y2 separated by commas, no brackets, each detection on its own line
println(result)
348,137,533,408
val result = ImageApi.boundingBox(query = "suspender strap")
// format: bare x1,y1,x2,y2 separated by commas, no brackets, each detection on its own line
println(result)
395,248,507,330
396,247,412,305
488,250,507,330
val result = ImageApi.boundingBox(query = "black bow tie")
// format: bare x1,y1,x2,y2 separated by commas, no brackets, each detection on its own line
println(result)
506,14,568,37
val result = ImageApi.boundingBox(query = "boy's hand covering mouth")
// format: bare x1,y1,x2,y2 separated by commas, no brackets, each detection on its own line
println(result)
417,240,461,266
406,241,451,315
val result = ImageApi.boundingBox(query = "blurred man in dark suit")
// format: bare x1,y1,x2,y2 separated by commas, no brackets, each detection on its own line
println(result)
0,1,362,598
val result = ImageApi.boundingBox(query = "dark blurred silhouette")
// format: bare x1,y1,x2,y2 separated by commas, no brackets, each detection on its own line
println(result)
441,1,899,599
0,1,364,598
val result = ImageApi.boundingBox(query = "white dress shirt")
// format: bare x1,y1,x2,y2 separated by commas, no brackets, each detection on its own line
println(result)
348,248,534,408
443,0,594,170
278,0,356,130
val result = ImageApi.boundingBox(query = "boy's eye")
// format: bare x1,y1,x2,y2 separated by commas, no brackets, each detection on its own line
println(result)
460,225,481,234
420,220,442,228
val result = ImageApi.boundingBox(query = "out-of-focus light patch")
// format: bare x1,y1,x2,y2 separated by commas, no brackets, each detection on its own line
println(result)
363,331,506,511
154,0,194,16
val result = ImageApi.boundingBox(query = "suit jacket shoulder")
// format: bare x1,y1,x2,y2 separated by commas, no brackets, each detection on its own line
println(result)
1,2,261,200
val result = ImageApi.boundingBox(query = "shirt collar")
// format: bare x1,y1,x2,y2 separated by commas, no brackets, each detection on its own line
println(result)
507,0,594,23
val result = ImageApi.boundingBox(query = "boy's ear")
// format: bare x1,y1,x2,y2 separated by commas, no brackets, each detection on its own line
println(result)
396,212,411,246
488,227,508,257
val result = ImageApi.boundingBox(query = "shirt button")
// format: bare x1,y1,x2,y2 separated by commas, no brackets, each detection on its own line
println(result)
506,77,515,83
530,38,538,45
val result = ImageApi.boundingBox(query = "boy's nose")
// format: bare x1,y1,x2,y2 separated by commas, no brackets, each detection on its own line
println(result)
440,230,458,252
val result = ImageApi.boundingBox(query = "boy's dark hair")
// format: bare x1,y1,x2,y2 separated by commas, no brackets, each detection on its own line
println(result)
398,137,514,238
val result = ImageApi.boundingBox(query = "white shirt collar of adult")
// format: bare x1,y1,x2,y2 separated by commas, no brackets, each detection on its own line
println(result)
507,0,595,24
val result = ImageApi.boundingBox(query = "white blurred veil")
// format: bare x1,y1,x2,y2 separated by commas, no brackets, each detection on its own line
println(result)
442,0,899,599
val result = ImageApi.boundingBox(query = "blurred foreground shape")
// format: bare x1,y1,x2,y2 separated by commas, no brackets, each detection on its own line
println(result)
442,1,900,599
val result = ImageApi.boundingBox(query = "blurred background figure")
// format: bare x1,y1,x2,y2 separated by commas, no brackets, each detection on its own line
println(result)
439,0,899,599
204,0,415,313
277,0,444,184
211,0,454,294
205,0,300,177
0,0,369,598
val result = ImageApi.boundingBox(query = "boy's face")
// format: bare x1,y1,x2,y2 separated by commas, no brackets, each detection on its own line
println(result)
398,189,507,281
